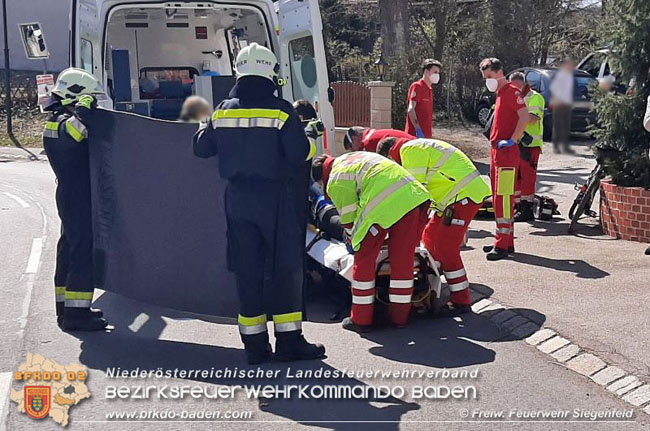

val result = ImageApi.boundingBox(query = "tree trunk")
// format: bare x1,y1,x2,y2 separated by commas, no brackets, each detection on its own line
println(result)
378,0,409,57
433,0,448,60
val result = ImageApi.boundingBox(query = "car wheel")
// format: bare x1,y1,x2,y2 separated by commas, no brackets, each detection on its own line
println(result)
476,104,490,127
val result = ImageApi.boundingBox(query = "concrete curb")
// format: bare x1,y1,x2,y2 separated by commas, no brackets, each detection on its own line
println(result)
0,147,46,161
469,285,650,417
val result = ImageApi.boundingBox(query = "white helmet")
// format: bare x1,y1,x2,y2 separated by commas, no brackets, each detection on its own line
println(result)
234,43,280,83
52,68,104,105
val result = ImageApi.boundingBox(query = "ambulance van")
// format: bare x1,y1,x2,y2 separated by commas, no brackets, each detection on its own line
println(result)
60,0,333,148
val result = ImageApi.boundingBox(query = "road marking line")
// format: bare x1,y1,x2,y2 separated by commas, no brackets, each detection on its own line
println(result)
2,192,29,208
0,371,13,431
24,238,44,274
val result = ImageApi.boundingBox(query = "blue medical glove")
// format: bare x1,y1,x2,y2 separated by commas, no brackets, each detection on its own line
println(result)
415,127,425,139
497,139,515,149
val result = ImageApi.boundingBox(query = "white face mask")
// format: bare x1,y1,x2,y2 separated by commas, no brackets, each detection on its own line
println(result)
485,78,500,92
431,73,440,85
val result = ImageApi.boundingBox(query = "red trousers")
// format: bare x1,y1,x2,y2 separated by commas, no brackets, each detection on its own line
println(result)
422,199,481,306
516,147,541,203
490,145,519,250
351,204,428,326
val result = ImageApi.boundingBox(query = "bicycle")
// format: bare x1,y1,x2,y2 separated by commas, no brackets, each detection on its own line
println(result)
567,163,605,234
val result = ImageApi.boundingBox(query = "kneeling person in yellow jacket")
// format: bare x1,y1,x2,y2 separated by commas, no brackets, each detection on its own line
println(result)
311,152,430,332
377,138,491,312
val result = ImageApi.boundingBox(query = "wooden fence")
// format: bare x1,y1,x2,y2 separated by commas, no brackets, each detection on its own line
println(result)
331,81,371,128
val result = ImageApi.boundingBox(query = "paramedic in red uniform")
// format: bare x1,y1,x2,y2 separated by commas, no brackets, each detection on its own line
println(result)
405,59,441,138
343,127,414,152
479,58,529,261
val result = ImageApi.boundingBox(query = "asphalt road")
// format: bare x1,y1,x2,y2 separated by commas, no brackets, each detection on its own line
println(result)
0,146,648,430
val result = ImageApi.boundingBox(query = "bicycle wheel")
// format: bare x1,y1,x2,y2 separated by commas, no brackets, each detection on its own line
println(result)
568,167,602,234
568,192,584,220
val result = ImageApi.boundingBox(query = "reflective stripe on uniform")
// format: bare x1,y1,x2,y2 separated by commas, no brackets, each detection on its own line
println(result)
448,280,470,292
496,227,512,235
65,117,88,142
55,286,66,303
438,171,480,209
352,280,375,291
351,176,415,239
211,109,289,130
352,295,374,305
43,121,60,139
389,279,413,289
64,291,93,308
306,138,317,161
340,203,358,217
273,311,302,332
444,268,466,280
496,217,513,224
425,146,457,182
389,294,412,304
331,172,356,182
238,314,268,335
407,167,428,176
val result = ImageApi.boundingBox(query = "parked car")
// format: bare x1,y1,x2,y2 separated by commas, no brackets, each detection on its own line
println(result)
474,67,598,141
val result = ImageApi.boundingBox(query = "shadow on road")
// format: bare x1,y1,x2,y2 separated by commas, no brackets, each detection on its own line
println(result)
70,279,543,429
510,252,609,279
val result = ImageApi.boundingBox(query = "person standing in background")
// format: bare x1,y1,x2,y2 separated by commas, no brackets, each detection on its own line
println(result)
509,72,545,222
405,59,441,139
479,58,529,261
550,58,575,154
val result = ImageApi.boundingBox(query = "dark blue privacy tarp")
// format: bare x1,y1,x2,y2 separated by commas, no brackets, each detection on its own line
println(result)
86,109,238,317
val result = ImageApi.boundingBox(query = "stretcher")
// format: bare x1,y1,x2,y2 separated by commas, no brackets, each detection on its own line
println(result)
305,224,448,316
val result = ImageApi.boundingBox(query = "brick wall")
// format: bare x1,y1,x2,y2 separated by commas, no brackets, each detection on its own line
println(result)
600,179,650,243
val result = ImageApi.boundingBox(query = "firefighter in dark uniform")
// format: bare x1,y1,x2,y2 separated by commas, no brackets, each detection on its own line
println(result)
193,43,325,364
42,68,107,331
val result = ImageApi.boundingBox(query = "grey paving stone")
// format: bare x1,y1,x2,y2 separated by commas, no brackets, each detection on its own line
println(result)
537,336,570,354
526,328,556,346
478,304,506,318
607,376,641,393
608,376,644,396
511,322,540,339
471,298,492,313
501,315,529,332
565,353,607,377
622,385,650,407
491,310,518,325
590,366,626,386
550,344,580,363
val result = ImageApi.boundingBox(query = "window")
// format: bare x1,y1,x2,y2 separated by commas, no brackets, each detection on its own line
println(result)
574,77,595,101
138,67,198,99
80,38,93,73
288,36,318,102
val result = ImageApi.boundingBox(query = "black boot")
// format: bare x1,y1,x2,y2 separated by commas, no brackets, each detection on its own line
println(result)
62,308,109,331
275,330,325,362
645,246,650,256
514,201,534,222
241,332,272,365
483,244,515,254
58,308,104,327
341,317,372,333
486,247,510,261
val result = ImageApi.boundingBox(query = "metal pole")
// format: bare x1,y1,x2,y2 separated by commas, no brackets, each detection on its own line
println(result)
2,0,38,160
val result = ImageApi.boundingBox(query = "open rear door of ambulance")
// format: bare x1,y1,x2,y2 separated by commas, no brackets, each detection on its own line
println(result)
277,0,335,155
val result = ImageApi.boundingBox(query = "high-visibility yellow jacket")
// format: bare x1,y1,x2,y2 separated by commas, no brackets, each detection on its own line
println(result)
523,89,545,149
399,139,491,212
326,152,429,251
